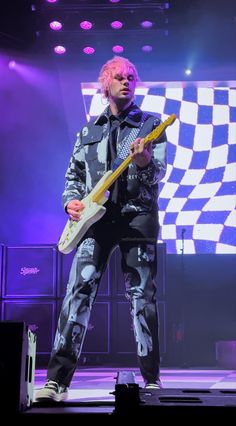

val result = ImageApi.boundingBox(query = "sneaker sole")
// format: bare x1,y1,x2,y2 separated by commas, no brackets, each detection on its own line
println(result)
35,389,68,402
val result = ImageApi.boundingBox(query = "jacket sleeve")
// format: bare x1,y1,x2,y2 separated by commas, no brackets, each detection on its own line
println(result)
62,131,86,210
136,118,167,186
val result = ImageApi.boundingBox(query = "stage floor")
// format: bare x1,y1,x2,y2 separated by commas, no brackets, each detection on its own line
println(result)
19,366,235,417
34,366,236,401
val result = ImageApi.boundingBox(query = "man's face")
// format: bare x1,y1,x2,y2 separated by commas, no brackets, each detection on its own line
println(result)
108,67,136,103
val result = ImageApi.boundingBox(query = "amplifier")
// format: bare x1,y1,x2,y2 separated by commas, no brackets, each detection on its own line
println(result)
0,321,36,412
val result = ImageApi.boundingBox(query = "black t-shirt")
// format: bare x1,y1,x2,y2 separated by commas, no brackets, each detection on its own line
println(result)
107,104,135,205
107,115,121,205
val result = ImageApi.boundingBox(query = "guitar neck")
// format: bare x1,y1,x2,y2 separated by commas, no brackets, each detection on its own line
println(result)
92,114,176,204
92,155,131,203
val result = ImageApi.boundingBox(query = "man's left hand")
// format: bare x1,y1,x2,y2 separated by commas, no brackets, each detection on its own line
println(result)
130,138,152,168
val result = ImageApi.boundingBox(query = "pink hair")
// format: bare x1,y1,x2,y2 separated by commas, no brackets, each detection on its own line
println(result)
98,56,139,98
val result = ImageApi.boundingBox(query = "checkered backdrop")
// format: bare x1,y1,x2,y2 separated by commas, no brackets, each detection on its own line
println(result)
81,82,236,254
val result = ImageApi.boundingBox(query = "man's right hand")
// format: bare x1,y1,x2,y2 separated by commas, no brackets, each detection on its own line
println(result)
66,200,84,221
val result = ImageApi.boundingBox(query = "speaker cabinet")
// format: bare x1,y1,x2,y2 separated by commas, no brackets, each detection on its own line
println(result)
0,321,36,412
0,244,3,297
2,300,55,354
2,245,57,297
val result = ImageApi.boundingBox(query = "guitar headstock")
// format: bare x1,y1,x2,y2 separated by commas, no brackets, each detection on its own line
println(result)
165,113,176,126
144,113,177,145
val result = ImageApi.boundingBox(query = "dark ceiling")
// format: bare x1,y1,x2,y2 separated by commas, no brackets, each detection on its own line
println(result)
0,0,236,65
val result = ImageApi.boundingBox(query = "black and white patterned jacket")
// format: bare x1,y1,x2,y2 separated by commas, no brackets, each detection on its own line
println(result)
62,104,167,214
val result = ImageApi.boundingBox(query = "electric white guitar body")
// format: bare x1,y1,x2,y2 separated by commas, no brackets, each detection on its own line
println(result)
58,171,113,254
58,114,176,254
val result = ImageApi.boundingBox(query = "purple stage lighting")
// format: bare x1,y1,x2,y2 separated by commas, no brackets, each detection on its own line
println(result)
83,47,95,55
8,60,16,70
109,0,120,3
112,45,124,53
142,45,153,52
141,20,153,29
80,21,93,30
46,0,57,3
54,45,66,54
50,21,62,31
111,21,123,29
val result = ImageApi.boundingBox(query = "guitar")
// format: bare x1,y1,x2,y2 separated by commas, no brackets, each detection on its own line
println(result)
58,113,176,254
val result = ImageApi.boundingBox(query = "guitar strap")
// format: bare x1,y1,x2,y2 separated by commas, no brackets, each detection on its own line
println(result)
112,112,150,171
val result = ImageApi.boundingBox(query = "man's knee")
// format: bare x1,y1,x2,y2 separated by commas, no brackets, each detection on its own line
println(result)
81,264,98,282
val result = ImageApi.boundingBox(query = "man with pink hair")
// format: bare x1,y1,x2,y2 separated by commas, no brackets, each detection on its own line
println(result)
36,56,167,402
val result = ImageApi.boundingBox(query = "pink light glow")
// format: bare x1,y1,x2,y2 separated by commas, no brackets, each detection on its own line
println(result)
83,47,95,55
50,21,62,31
80,21,93,30
111,21,123,29
112,45,124,53
54,45,66,54
109,0,120,3
8,60,16,70
47,0,57,3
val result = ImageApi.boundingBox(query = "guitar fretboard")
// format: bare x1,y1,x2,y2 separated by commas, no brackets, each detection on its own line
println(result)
92,113,176,203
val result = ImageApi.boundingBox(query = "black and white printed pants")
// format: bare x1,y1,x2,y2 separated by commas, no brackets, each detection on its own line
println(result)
47,211,161,386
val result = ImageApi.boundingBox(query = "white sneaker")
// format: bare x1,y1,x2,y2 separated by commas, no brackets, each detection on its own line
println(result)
144,379,163,390
35,380,68,402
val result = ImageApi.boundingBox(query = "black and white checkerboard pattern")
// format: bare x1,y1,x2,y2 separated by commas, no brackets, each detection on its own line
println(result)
81,82,236,254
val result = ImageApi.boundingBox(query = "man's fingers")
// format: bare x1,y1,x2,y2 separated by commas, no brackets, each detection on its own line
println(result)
130,138,143,154
68,211,81,221
68,200,84,211
130,138,149,156
73,200,84,209
67,200,84,221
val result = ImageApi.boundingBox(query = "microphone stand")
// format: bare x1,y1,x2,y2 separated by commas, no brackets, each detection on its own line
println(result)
180,228,187,367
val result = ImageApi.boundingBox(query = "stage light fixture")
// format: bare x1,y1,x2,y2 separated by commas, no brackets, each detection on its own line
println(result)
111,21,123,29
141,21,153,29
34,1,170,57
83,47,95,55
50,21,62,31
54,45,66,54
80,21,93,30
185,68,192,75
112,45,124,53
142,45,153,52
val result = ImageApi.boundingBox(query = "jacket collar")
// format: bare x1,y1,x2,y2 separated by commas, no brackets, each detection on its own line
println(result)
94,103,142,128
